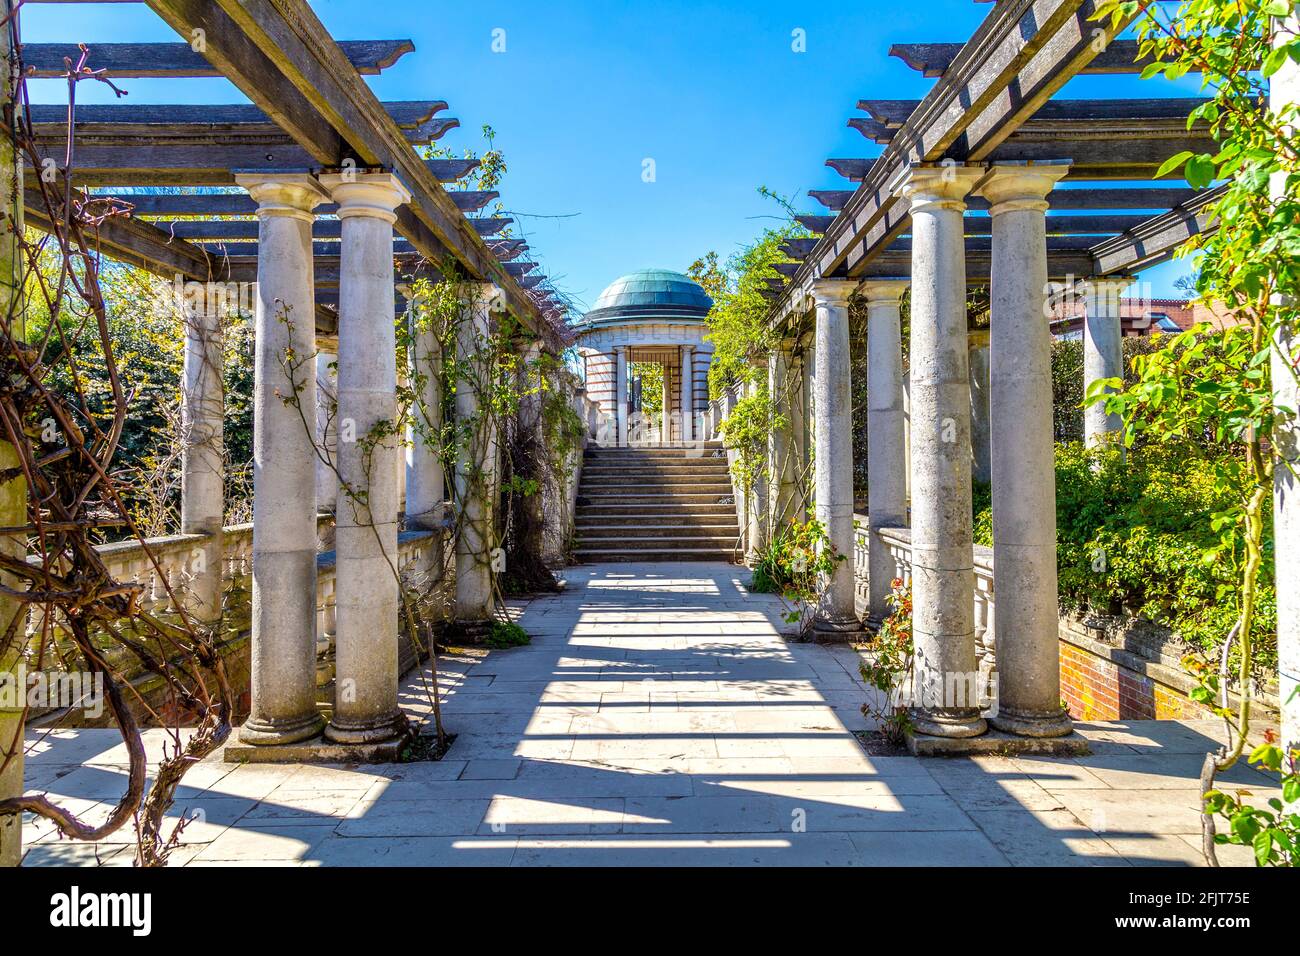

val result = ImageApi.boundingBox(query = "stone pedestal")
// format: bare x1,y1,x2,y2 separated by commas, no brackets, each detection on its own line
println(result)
235,173,331,746
861,280,909,625
895,164,986,737
318,171,412,745
978,162,1073,738
809,279,860,640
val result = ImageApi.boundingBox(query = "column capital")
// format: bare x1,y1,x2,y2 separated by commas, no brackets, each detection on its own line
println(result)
891,162,985,213
461,281,506,313
858,278,910,307
234,172,330,221
810,278,857,307
318,170,412,223
1079,274,1136,296
976,161,1070,215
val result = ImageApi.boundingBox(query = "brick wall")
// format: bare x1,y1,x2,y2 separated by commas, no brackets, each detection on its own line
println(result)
1057,629,1221,722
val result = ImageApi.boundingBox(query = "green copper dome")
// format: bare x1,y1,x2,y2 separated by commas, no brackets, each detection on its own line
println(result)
581,269,713,324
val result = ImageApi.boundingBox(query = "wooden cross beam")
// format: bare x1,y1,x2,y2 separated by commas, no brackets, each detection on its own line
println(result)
146,216,512,240
94,190,500,216
24,39,416,77
888,40,1186,77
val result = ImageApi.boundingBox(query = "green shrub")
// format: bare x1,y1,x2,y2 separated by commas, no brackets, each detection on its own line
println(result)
486,620,530,649
972,442,1277,669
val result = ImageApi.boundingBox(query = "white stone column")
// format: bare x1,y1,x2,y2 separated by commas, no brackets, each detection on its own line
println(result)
614,345,629,447
318,171,411,745
234,173,330,746
454,283,503,634
1272,13,1300,766
768,343,799,529
978,162,1073,738
746,373,770,563
968,331,992,484
406,296,444,530
315,348,339,532
861,279,910,624
896,163,986,737
810,279,859,639
661,361,673,443
179,293,225,623
680,345,695,443
1082,275,1131,447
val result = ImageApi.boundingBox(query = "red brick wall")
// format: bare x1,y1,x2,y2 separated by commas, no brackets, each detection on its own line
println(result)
1058,639,1213,721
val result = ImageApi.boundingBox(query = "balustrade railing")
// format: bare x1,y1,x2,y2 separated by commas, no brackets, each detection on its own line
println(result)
852,516,997,678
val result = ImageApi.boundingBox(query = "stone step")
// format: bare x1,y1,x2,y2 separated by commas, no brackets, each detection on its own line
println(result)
577,492,735,505
578,482,733,494
575,513,739,528
581,467,731,479
573,546,736,562
575,504,738,517
575,523,739,539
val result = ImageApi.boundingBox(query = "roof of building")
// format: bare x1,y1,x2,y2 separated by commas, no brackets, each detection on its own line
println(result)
579,269,713,325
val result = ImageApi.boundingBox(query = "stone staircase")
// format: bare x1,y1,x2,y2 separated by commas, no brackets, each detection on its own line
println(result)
573,442,740,563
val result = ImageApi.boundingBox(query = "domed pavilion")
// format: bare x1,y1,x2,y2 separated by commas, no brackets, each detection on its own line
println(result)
571,269,714,445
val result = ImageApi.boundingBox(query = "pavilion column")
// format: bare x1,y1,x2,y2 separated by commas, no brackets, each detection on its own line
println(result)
318,171,412,745
179,291,225,623
896,164,986,737
810,279,859,639
680,345,695,443
768,342,799,529
791,347,810,520
1081,275,1131,447
454,283,503,633
1272,13,1300,767
614,345,629,447
746,371,770,563
406,296,445,530
978,162,1074,738
968,330,991,484
861,279,910,625
662,360,673,443
235,173,330,746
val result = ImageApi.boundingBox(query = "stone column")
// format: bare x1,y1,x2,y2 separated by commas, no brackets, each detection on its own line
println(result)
968,330,992,484
454,283,503,634
978,162,1073,737
315,347,340,549
790,348,809,520
234,172,330,746
406,295,444,531
1082,275,1131,447
809,279,859,639
861,280,910,624
661,361,672,443
680,345,695,443
1272,13,1300,767
746,374,770,563
179,292,225,623
317,171,412,745
0,8,26,865
614,345,629,447
896,163,986,738
768,342,799,529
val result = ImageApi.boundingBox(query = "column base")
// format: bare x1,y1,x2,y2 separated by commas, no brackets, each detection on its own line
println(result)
323,711,408,745
989,706,1074,738
448,619,492,644
810,615,862,644
238,710,326,747
908,708,987,739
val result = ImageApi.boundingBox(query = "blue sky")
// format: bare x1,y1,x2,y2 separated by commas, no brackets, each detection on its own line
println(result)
23,1,1197,309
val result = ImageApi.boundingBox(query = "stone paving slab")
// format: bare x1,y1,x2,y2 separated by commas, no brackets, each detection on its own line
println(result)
16,562,1279,867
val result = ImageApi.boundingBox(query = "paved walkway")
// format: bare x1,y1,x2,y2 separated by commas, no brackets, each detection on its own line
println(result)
21,563,1276,866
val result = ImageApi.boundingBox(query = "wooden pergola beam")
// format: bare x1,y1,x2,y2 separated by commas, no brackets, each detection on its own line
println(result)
24,39,416,78
858,97,1206,127
888,40,1186,77
1090,185,1224,275
95,189,500,215
147,216,512,240
142,0,546,329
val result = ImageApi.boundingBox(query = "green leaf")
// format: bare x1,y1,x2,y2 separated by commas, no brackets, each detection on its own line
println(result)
1156,150,1194,179
1184,154,1217,189
1253,829,1273,866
